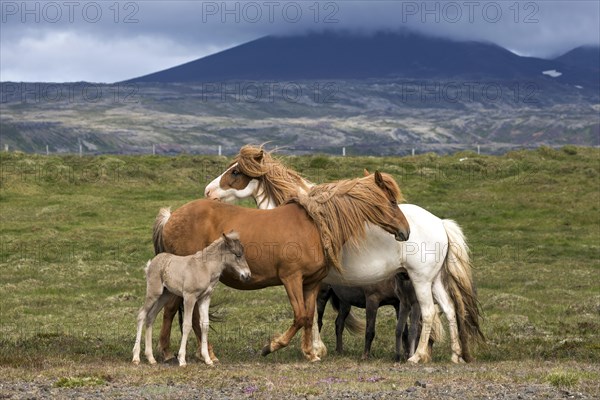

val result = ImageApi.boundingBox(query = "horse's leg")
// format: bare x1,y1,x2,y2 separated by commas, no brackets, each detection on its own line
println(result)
334,301,351,354
143,291,171,365
158,293,181,361
261,274,305,357
393,303,405,362
316,285,329,332
197,295,213,365
177,295,196,367
192,302,219,363
133,292,161,364
408,302,421,358
299,283,321,362
432,275,464,363
309,285,329,358
307,314,328,360
362,296,379,360
407,280,436,364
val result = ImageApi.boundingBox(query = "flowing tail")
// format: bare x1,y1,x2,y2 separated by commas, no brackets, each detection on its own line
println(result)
152,207,187,330
153,207,171,255
441,219,484,362
329,292,365,334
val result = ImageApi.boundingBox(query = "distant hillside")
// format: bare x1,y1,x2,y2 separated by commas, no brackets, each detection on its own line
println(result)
554,46,600,71
2,31,599,156
1,79,598,156
126,31,599,89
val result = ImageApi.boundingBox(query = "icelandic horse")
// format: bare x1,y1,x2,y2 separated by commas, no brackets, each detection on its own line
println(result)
154,171,410,361
204,145,484,363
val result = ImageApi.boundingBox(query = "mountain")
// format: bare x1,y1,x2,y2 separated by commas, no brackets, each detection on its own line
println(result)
554,46,600,70
126,31,599,88
2,32,598,156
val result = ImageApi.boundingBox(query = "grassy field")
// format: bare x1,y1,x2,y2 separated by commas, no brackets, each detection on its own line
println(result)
0,147,598,398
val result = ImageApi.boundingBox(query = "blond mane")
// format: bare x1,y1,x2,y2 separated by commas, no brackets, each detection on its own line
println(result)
288,173,404,273
233,145,311,207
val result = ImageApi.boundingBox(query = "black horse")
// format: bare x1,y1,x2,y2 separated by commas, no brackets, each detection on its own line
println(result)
317,272,437,361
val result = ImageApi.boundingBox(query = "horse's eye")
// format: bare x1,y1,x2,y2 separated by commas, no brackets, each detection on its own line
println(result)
232,170,239,177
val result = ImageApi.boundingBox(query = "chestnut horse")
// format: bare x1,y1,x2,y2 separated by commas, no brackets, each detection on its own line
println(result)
154,172,410,361
204,145,484,363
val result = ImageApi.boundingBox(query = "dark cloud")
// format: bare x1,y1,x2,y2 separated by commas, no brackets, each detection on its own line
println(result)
1,1,598,82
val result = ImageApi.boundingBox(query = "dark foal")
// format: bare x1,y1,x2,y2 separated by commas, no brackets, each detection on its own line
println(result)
317,272,434,361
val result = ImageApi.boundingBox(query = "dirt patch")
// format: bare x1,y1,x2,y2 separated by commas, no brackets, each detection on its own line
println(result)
1,361,598,400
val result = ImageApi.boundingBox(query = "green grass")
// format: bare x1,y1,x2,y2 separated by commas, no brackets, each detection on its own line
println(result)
0,147,599,396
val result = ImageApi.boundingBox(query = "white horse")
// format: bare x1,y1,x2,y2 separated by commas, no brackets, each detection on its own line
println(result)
132,231,251,366
204,146,484,363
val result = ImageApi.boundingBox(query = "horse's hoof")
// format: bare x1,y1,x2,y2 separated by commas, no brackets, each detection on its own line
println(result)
132,359,140,365
360,354,370,361
261,345,272,357
316,347,327,358
148,359,157,365
204,360,214,366
452,355,466,364
163,357,179,366
407,355,420,364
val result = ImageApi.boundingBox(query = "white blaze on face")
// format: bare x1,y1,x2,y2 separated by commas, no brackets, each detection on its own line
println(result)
204,163,260,203
204,172,225,199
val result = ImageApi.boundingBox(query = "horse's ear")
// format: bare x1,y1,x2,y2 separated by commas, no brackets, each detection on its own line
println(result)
254,149,264,162
374,171,394,199
363,168,370,177
222,232,232,247
226,230,239,240
374,170,385,188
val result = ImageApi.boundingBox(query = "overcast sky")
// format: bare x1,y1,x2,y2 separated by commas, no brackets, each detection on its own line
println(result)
1,0,598,82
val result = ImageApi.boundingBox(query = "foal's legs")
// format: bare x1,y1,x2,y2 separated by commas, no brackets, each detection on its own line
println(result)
177,294,197,367
334,301,351,354
393,304,405,362
192,303,219,362
407,302,422,358
133,285,169,364
197,295,213,365
316,285,331,332
141,291,171,365
158,296,218,363
362,296,380,360
133,297,156,365
158,293,181,361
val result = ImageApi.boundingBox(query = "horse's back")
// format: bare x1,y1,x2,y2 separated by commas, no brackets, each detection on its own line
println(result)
399,204,446,240
162,199,326,288
399,204,448,278
163,200,218,255
323,204,449,286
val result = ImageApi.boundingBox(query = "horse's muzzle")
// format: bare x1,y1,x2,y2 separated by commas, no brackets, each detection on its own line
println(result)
240,272,251,282
395,228,410,242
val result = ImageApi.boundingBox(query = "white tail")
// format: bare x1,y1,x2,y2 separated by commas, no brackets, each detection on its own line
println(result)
153,207,171,255
441,219,484,362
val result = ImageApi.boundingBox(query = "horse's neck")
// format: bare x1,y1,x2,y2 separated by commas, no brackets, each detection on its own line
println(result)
256,177,315,210
191,242,227,273
254,191,278,210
